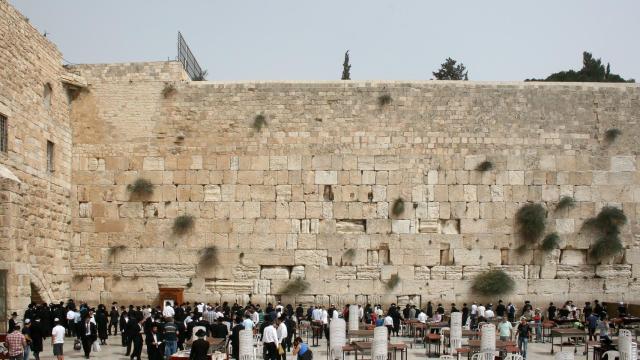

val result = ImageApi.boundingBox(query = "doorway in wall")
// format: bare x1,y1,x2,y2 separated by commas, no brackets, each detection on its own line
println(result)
158,288,184,309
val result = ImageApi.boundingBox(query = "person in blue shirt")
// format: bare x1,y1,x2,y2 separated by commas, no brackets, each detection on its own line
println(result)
292,336,312,360
586,312,599,341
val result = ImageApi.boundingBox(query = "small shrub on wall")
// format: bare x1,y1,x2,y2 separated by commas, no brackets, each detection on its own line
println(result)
555,196,576,211
378,94,392,107
173,215,194,235
604,128,621,143
476,160,493,171
279,278,309,295
127,178,154,196
515,203,546,243
584,206,627,262
471,269,515,296
198,246,218,267
252,114,267,132
541,233,560,252
385,274,400,291
391,198,405,217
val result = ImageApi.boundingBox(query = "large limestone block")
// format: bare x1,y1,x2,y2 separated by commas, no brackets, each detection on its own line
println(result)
391,219,411,234
356,266,381,280
143,157,164,171
374,156,399,171
260,267,290,280
315,171,337,184
560,250,586,265
556,265,595,279
527,279,569,297
295,250,328,265
610,156,636,172
453,248,500,266
366,219,391,234
595,265,632,278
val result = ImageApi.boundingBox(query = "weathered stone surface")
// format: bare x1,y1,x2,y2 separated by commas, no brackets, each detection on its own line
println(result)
4,1,640,310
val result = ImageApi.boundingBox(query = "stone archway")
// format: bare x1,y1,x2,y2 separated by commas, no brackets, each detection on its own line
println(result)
29,267,54,304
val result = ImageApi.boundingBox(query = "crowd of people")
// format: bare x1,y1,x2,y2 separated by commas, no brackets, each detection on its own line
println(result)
2,298,631,360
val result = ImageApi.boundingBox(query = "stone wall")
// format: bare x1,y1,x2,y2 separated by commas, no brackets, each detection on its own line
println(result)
0,0,73,316
68,61,640,307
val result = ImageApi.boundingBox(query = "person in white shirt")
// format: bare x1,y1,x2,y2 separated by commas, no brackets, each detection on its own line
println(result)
417,311,428,323
485,308,495,319
66,309,76,336
312,306,322,322
477,304,486,319
275,302,284,314
51,318,66,360
162,302,175,319
196,303,205,313
250,309,259,325
262,320,279,360
321,307,329,339
276,318,288,360
383,315,394,340
358,305,364,322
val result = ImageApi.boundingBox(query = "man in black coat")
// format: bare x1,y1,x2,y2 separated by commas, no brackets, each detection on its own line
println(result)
145,324,163,360
79,315,97,359
189,329,209,360
230,317,244,360
211,318,228,339
130,316,145,360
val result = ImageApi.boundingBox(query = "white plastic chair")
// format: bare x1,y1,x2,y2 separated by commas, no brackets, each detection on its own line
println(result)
439,356,454,360
554,350,576,359
449,337,462,355
602,350,620,360
504,354,524,360
471,352,495,360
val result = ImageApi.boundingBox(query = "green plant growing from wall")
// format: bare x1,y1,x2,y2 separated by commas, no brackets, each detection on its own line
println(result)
186,279,193,288
385,274,400,291
515,203,547,243
476,160,493,172
541,233,560,252
252,114,268,132
471,269,515,296
127,178,154,196
555,196,576,211
604,128,622,143
584,206,627,261
378,94,392,107
162,83,176,98
198,246,218,267
173,215,194,235
279,277,309,295
391,198,405,217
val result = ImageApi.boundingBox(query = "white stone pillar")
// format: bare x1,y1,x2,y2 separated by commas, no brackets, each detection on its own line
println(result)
480,323,496,352
349,304,359,331
329,318,346,360
239,329,253,360
372,326,388,360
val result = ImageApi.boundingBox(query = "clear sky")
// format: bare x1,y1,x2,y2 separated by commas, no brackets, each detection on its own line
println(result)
11,0,640,81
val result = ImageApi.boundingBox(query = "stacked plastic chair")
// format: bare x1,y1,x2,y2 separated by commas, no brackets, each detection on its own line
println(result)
480,323,496,353
349,304,359,331
450,312,463,355
471,353,495,360
618,329,637,360
239,329,255,360
372,326,388,360
554,350,575,360
503,354,524,360
329,318,347,360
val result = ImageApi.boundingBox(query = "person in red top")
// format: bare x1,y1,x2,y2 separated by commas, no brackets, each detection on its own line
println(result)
5,324,26,360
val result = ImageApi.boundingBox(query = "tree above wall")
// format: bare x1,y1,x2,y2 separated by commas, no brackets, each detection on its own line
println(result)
526,51,634,83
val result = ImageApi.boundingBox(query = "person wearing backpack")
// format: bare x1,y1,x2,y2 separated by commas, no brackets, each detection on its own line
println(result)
292,336,312,360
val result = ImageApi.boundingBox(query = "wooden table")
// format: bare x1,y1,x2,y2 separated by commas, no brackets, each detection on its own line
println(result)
467,339,516,350
549,328,587,354
185,337,226,353
352,341,408,360
347,329,374,340
170,351,213,360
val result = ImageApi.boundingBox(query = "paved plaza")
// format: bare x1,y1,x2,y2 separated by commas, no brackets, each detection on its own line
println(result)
34,333,579,360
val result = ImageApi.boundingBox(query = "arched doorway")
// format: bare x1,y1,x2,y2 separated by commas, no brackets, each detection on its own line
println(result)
30,282,44,304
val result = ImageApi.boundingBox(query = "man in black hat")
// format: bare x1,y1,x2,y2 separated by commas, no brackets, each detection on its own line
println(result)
189,329,209,360
8,312,19,335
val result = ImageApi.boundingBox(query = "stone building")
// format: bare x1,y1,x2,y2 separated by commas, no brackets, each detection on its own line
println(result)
1,1,639,323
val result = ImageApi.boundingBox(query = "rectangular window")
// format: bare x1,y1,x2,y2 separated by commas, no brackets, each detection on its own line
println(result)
0,114,7,153
47,140,55,172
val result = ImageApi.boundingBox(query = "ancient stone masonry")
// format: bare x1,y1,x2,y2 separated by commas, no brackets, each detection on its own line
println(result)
66,59,640,307
0,0,74,318
1,0,640,313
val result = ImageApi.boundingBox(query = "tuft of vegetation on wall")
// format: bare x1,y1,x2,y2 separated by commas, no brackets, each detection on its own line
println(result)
392,198,405,217
279,277,309,295
541,233,560,252
198,246,218,267
252,114,268,132
162,83,176,98
476,160,493,172
385,274,400,290
515,203,547,243
584,206,627,261
377,94,392,107
604,128,622,143
173,215,194,235
127,178,154,196
471,269,515,296
555,196,576,211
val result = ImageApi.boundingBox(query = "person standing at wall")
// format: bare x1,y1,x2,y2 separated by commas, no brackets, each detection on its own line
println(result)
108,306,119,336
130,316,145,360
79,313,97,359
29,317,44,360
262,319,279,360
